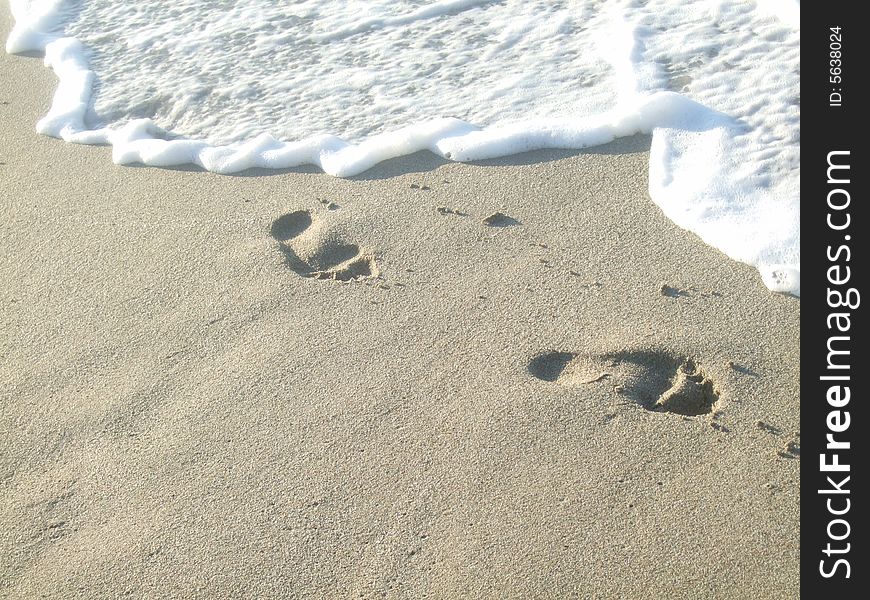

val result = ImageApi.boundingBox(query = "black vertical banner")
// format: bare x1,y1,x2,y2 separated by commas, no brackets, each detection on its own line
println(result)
803,3,866,597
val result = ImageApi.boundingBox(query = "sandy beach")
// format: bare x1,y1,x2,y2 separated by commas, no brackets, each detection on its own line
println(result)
0,8,800,599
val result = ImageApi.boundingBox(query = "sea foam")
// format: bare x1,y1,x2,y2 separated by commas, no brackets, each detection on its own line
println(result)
5,0,800,295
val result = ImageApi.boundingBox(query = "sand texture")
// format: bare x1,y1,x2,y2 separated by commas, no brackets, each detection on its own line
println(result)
1,9,799,599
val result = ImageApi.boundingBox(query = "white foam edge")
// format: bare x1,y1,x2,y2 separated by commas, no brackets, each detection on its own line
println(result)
17,31,706,176
5,0,66,54
6,3,800,295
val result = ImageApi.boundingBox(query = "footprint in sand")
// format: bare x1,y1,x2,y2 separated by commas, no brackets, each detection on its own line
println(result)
271,209,377,282
529,349,720,417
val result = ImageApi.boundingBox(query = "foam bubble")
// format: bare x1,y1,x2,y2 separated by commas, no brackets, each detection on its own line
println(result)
5,0,800,295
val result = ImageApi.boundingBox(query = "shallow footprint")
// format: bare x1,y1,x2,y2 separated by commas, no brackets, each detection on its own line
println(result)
270,209,378,282
528,349,720,416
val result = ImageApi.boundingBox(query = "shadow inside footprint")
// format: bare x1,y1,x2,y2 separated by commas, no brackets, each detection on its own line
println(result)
308,243,361,271
528,351,578,382
276,245,312,275
482,212,521,227
307,242,376,281
529,349,720,417
270,210,312,241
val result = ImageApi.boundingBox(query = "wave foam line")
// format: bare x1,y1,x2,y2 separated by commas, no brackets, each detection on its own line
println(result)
4,0,800,296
